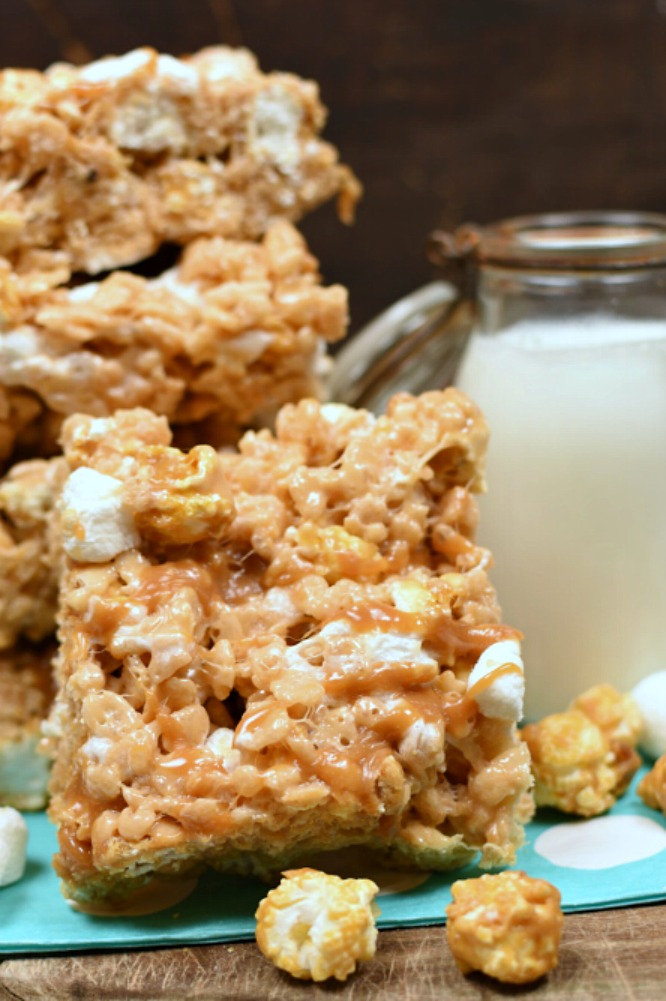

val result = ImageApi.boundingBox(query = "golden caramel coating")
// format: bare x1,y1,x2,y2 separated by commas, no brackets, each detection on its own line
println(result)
638,755,666,815
255,868,379,981
0,642,55,809
570,683,642,747
569,683,642,795
0,47,359,277
521,710,619,816
45,390,533,905
0,456,67,649
446,870,563,985
522,683,642,816
0,221,348,466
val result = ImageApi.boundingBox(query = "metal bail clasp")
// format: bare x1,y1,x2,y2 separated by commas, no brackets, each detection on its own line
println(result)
426,223,481,299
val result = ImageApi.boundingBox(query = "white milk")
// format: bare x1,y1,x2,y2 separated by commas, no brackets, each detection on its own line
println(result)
456,316,666,719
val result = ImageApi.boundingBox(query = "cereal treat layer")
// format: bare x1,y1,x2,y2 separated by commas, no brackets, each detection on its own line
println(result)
0,221,347,465
46,390,533,904
0,455,67,649
0,642,55,809
0,47,359,277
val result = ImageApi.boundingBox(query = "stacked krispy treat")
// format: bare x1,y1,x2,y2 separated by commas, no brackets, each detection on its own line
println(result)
0,46,356,808
1,47,534,906
0,45,357,462
0,456,66,806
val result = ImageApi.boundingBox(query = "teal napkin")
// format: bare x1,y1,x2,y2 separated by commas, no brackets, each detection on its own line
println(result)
2,767,665,954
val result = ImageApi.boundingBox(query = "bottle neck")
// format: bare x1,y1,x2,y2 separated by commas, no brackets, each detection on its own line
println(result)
475,262,666,334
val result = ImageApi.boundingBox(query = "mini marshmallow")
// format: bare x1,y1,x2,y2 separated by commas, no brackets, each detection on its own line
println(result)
60,466,140,563
0,806,28,887
78,49,152,84
631,671,666,760
467,640,525,722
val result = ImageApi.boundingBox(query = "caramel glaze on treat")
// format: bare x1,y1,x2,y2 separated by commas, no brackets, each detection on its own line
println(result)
0,46,360,279
0,221,348,467
45,388,534,905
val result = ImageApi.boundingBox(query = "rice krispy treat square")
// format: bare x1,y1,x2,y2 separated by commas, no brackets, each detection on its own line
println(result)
0,221,347,467
0,46,359,278
46,389,533,905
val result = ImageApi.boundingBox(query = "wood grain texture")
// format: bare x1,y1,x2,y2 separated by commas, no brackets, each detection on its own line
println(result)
3,0,666,328
1,904,665,1000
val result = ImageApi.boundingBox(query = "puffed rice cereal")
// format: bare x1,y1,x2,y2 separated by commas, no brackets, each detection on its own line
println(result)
0,46,359,277
44,390,534,906
0,221,348,466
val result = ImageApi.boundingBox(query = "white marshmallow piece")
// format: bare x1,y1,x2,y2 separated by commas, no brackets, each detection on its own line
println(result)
631,671,666,760
60,467,140,563
78,49,152,85
467,640,525,722
0,807,28,887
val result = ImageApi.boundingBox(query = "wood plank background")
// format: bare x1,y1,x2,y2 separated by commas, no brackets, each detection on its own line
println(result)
3,0,666,329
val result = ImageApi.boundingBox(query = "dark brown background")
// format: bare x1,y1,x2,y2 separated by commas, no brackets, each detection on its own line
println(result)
5,0,666,330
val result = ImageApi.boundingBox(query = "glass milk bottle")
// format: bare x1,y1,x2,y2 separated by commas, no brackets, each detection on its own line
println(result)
330,211,666,719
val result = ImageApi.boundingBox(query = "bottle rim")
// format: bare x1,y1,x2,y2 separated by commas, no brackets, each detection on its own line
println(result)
473,210,666,269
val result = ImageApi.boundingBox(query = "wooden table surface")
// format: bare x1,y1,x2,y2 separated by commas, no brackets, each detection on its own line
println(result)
1,902,663,1000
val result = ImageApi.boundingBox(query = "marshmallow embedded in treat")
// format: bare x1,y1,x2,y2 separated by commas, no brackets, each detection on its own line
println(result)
467,640,525,722
631,671,666,760
0,806,28,887
60,467,140,563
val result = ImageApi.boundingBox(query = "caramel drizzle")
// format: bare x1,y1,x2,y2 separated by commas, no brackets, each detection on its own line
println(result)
341,601,522,660
467,662,523,703
336,603,522,738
